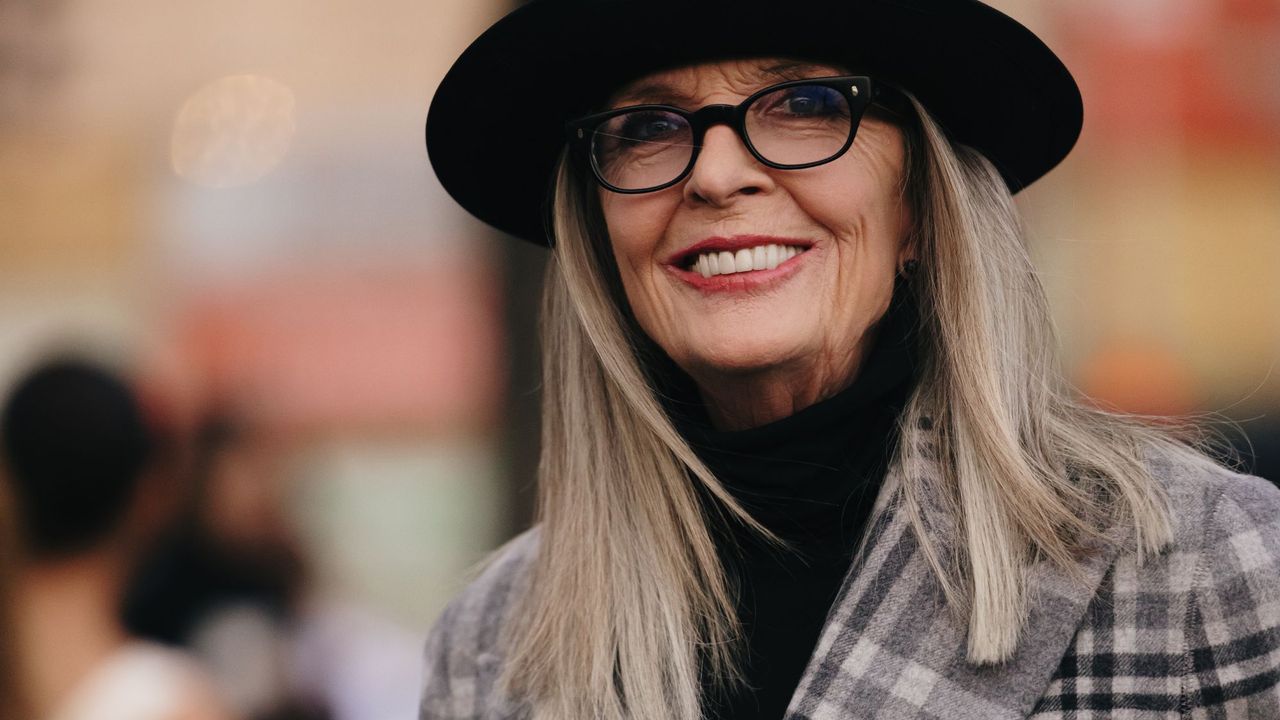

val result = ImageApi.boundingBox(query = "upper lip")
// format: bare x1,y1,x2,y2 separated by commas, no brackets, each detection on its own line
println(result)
666,235,814,268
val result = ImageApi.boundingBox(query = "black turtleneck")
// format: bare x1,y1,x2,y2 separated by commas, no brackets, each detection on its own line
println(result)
660,289,921,720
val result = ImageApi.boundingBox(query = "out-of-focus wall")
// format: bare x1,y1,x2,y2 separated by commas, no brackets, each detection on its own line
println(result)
991,0,1280,429
0,0,516,672
3,2,526,717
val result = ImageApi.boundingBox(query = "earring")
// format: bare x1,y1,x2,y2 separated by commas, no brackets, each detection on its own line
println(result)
899,258,920,277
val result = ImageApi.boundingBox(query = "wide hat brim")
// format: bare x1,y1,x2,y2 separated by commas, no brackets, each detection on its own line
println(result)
426,0,1082,246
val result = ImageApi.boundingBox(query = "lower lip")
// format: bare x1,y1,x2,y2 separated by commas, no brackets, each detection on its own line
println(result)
666,250,809,292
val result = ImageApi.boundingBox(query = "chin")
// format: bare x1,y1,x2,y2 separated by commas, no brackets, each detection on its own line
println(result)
679,333,811,378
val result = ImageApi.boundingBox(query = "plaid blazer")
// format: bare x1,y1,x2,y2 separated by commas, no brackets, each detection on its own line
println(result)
421,445,1280,719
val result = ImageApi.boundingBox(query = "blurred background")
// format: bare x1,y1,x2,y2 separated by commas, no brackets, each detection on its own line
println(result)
0,0,1276,718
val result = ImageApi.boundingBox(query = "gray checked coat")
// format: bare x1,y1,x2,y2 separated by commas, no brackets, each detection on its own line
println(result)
420,443,1280,718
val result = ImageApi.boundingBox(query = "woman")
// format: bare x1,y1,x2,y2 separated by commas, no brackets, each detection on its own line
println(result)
421,0,1280,718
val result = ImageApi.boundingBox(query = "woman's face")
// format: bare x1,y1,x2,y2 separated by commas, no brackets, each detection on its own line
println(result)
598,58,914,422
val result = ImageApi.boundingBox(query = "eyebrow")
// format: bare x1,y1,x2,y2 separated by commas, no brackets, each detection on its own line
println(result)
609,61,841,108
760,61,839,81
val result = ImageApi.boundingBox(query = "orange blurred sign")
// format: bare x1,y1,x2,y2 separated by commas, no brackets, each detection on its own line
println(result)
1054,0,1280,149
170,260,504,434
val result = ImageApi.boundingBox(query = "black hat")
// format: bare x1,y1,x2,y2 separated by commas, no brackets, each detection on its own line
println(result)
426,0,1082,246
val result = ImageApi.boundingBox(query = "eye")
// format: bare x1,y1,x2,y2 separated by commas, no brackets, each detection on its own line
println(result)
762,85,847,118
617,111,685,144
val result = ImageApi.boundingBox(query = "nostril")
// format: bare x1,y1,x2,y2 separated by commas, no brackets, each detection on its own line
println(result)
739,187,761,196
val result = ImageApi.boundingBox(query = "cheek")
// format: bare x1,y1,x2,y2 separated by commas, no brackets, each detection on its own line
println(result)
798,137,910,258
598,193,682,340
600,192,677,278
791,158,910,325
794,180,904,265
826,125,908,226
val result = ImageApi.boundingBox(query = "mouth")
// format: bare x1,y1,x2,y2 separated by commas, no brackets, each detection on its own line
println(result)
669,236,814,279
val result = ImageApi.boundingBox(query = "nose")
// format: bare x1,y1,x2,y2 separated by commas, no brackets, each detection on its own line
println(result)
682,125,775,207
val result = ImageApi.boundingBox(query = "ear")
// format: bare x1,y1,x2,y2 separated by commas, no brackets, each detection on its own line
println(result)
896,217,920,267
893,125,921,268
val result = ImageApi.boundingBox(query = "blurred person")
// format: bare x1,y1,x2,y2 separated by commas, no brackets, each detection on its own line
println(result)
0,467,27,720
126,411,424,720
124,414,329,720
1,358,233,720
125,416,307,651
420,0,1280,717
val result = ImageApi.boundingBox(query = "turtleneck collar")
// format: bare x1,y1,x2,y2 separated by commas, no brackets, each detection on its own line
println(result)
656,287,922,555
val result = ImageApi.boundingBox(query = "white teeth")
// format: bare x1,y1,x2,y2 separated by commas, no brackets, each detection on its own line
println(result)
696,255,710,278
752,246,767,271
688,244,806,278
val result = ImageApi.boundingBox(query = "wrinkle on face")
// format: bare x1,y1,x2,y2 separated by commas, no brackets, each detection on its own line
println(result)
608,60,833,109
598,58,913,430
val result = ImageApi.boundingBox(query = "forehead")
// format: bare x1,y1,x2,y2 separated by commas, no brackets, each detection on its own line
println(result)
608,58,846,107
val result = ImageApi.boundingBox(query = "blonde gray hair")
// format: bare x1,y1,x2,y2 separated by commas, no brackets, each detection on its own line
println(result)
499,91,1202,719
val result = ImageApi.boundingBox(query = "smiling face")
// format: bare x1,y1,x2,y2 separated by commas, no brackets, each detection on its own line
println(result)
596,58,916,428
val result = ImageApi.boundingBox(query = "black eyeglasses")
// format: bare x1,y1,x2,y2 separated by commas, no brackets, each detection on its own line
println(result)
566,75,911,194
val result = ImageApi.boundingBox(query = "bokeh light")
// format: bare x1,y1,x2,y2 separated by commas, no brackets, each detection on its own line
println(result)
171,74,296,189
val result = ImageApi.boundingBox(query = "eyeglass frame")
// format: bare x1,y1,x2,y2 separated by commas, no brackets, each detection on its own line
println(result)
565,75,914,194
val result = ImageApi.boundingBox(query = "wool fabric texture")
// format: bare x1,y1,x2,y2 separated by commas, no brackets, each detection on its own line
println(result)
423,433,1280,719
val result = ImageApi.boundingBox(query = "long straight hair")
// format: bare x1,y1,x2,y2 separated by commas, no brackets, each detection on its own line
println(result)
500,92,1199,718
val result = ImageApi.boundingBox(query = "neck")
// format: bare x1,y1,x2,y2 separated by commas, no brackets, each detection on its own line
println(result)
17,551,130,717
694,331,876,432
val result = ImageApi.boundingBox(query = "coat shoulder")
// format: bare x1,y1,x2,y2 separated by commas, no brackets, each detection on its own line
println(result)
1144,443,1280,552
1140,445,1280,713
420,527,542,719
1033,446,1280,717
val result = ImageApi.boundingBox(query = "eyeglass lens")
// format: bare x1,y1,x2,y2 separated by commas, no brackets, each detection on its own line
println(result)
590,83,853,192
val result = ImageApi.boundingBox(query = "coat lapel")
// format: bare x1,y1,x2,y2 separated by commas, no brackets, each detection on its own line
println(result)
786,448,1129,719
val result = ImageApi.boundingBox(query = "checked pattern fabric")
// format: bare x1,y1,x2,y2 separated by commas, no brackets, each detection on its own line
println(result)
421,444,1280,719
1028,463,1280,718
